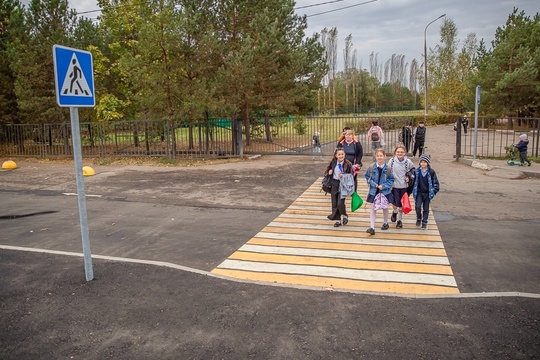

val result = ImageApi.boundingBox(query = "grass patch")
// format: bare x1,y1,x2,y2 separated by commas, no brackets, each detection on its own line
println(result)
17,156,248,167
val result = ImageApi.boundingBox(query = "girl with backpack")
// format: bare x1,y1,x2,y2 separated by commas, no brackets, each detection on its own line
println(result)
325,148,353,227
388,144,415,229
367,120,384,161
364,148,394,236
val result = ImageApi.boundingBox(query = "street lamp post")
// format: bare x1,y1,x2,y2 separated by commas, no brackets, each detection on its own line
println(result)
424,14,446,116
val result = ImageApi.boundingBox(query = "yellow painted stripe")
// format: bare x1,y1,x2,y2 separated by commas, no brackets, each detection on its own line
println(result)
211,268,459,295
261,226,442,242
247,238,448,257
283,208,434,220
273,217,439,229
229,251,454,275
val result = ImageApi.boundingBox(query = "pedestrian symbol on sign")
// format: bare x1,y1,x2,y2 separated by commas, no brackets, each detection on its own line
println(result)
61,54,92,97
53,44,95,107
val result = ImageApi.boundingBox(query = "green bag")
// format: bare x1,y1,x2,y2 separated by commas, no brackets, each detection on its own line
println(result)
351,192,363,212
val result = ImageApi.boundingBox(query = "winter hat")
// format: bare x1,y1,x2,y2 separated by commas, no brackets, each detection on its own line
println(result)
520,134,527,140
419,154,431,165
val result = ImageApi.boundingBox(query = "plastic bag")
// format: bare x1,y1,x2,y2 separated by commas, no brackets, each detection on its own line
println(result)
351,192,363,212
373,193,389,210
401,192,412,214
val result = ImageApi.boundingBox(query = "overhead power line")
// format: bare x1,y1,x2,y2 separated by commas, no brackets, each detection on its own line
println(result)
295,0,351,10
305,0,378,18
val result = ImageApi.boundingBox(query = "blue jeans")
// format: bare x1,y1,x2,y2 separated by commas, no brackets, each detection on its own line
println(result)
415,192,430,224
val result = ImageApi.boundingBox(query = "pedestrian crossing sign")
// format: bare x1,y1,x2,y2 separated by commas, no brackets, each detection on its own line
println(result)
53,45,95,107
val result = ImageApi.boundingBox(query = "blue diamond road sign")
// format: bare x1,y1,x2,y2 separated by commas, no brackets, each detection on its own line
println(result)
53,45,95,107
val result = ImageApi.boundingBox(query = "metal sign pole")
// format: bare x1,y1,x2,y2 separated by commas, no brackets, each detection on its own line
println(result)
473,85,480,160
70,107,94,281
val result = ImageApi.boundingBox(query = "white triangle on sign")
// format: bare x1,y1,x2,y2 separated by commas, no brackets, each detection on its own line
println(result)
60,53,92,97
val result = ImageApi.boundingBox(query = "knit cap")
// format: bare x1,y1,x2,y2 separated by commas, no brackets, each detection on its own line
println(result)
520,134,527,140
419,154,431,165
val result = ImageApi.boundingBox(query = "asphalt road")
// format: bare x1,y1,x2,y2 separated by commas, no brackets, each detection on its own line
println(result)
1,125,539,359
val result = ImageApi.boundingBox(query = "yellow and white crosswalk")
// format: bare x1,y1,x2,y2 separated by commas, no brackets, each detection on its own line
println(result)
212,179,459,295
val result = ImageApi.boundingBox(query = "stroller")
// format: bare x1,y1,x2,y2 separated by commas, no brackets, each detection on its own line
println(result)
505,145,531,166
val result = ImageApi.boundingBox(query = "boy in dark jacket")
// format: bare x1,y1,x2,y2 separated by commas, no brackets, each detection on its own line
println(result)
514,134,532,166
412,154,440,230
412,121,426,157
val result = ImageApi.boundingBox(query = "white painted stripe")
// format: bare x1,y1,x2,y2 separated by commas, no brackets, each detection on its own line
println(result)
277,213,425,224
265,221,440,235
218,259,457,287
5,244,540,299
237,244,450,265
254,232,444,249
63,192,103,198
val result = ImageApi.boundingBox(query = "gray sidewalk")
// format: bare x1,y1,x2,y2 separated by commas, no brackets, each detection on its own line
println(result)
458,157,540,179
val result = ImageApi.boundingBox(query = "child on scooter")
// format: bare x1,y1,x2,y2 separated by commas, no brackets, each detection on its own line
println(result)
514,134,532,166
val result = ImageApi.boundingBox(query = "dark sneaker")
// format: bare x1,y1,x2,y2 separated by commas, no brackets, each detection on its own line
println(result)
342,216,348,225
334,221,342,227
366,228,375,235
416,220,421,227
381,223,389,230
421,223,428,230
528,161,532,166
396,220,403,229
391,212,397,223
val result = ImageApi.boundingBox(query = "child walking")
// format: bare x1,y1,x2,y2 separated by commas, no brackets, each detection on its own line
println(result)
412,121,427,157
367,120,384,161
412,154,440,230
364,148,394,235
312,131,323,160
388,144,415,229
514,134,532,166
325,148,353,227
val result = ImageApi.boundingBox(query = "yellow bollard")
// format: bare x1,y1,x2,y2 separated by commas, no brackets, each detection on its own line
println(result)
2,160,17,170
82,166,95,176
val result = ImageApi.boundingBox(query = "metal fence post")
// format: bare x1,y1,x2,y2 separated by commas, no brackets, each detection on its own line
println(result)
455,117,462,159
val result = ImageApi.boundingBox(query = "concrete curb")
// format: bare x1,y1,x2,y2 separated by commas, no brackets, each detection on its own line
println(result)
457,158,540,179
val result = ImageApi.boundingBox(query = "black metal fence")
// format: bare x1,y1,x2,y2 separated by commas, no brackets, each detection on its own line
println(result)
3,115,536,160
456,117,540,159
0,116,414,159
0,119,240,158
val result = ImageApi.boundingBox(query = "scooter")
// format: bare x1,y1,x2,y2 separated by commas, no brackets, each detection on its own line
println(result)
506,145,531,166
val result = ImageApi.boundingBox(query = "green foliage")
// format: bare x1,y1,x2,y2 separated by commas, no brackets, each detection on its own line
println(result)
96,93,127,122
0,0,24,125
293,116,307,135
429,18,477,113
473,8,540,116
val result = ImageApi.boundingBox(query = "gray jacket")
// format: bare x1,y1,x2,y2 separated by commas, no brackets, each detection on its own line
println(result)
340,173,355,199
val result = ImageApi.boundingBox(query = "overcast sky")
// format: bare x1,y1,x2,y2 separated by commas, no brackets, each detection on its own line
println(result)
22,0,540,71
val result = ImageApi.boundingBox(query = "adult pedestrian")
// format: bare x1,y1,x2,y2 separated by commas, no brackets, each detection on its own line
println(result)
312,131,323,160
400,122,413,154
462,115,469,134
337,129,363,191
412,121,427,158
